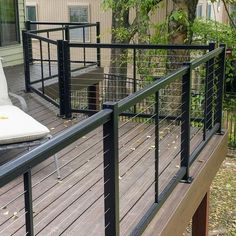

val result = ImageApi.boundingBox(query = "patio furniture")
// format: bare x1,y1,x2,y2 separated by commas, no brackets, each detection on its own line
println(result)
0,58,60,179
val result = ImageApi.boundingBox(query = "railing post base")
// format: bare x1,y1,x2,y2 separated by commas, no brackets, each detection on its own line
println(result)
180,176,193,184
216,130,225,135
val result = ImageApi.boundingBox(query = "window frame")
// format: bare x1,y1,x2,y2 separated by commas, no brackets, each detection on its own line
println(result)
196,4,203,18
67,4,90,42
25,3,38,30
207,2,212,20
0,0,20,47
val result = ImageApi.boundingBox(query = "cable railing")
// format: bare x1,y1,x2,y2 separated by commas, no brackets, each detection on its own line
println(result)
1,42,226,235
23,22,215,118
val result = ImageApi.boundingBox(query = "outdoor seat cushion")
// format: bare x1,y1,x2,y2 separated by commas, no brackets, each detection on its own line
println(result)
0,59,12,106
0,105,50,145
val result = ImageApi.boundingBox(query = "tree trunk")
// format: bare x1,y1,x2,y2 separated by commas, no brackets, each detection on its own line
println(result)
108,5,130,101
162,0,198,116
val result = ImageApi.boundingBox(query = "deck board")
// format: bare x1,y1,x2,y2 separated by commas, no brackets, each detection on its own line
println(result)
1,65,206,236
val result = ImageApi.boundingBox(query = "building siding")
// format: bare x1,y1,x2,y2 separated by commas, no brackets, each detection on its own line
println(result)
26,0,174,43
0,0,25,67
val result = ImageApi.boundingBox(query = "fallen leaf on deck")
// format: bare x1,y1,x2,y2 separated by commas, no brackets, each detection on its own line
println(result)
0,116,8,120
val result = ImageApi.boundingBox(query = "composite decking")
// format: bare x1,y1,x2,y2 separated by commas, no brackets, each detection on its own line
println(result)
1,65,205,236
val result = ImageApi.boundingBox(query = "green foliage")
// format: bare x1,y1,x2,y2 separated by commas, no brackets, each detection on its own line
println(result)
102,0,163,42
192,19,236,50
170,10,189,27
192,19,236,90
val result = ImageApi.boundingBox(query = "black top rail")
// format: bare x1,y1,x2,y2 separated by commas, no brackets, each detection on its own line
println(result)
26,32,58,44
28,21,97,26
0,109,111,187
28,24,97,34
68,42,211,50
191,47,224,68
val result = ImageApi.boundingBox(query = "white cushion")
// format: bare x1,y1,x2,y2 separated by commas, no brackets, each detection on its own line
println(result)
0,59,12,106
0,105,50,145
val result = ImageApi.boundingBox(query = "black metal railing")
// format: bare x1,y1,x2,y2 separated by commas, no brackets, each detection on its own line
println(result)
1,44,226,235
24,25,217,119
22,21,100,116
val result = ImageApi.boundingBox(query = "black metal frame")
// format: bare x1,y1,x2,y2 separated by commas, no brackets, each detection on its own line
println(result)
8,40,227,235
23,21,100,117
23,22,216,119
18,22,228,236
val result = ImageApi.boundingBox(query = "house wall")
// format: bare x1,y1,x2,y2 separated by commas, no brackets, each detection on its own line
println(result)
26,0,173,44
0,0,25,67
26,0,230,73
26,0,172,71
197,0,229,24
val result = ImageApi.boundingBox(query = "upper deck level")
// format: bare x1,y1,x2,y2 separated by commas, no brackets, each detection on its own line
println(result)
0,22,228,236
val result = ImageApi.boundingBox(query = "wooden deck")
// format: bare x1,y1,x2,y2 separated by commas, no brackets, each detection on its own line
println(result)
0,65,227,236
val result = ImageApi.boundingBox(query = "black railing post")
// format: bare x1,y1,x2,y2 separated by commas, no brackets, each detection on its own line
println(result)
22,30,31,92
215,44,226,133
181,63,192,182
57,40,72,118
102,102,119,236
205,42,216,132
96,22,101,67
88,83,99,112
23,170,34,236
25,20,33,63
155,91,159,202
65,25,70,41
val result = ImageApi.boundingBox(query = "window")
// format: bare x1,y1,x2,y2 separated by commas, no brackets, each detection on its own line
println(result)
196,5,203,18
26,5,37,30
68,5,90,42
207,3,212,19
0,0,20,46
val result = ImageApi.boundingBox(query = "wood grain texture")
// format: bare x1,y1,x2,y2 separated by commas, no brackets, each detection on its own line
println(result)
142,131,228,236
1,65,228,236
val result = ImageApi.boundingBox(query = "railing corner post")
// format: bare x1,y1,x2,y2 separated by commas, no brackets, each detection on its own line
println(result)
25,20,31,31
215,44,226,133
22,30,31,93
65,25,70,41
102,102,120,236
57,40,72,118
25,20,33,63
204,43,216,133
96,22,101,67
181,62,192,182
208,42,216,52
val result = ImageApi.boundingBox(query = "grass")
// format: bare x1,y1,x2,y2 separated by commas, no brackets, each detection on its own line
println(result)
209,156,236,236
